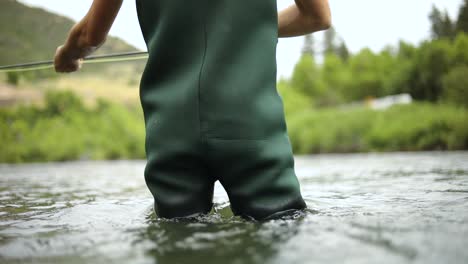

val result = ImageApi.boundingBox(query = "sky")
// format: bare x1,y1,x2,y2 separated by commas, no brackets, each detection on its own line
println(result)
20,0,463,78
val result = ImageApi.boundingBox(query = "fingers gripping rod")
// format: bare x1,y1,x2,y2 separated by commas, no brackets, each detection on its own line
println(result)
0,51,148,73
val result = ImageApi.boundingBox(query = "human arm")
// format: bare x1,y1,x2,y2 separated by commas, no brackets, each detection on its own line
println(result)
278,0,331,37
54,0,123,73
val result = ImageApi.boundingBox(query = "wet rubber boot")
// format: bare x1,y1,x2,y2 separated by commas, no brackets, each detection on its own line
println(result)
136,0,306,220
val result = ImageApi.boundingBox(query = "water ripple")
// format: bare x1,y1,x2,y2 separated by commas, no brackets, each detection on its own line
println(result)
0,153,467,263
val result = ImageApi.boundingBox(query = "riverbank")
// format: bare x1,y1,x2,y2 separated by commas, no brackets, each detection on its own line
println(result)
287,103,468,154
0,91,145,163
1,90,467,163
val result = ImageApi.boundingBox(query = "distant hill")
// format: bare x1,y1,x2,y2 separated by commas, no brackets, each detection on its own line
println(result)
0,0,140,65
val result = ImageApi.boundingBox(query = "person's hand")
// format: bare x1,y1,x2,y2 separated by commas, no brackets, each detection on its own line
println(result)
54,45,83,73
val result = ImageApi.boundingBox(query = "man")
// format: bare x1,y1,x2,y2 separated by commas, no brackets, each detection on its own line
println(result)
55,0,331,220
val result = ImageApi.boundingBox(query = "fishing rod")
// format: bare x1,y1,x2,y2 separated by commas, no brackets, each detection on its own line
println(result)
0,51,149,73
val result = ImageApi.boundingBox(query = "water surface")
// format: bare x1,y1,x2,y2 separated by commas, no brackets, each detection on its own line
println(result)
1,152,467,263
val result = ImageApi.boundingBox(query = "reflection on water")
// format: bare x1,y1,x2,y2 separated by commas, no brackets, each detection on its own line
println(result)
137,211,305,264
0,152,467,263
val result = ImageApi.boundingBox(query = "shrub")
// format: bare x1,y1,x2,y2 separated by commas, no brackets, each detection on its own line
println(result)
0,90,145,163
442,65,468,107
286,103,468,154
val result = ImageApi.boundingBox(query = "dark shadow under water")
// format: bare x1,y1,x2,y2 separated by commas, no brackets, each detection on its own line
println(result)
133,205,309,264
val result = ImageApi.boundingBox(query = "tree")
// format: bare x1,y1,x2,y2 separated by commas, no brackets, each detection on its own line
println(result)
430,5,455,40
323,26,338,55
321,53,350,105
397,41,417,60
381,41,417,96
442,12,456,39
452,33,468,66
442,65,468,107
456,0,468,33
407,39,453,101
277,80,312,116
336,40,350,62
301,34,316,57
291,54,325,104
345,48,400,100
323,27,350,61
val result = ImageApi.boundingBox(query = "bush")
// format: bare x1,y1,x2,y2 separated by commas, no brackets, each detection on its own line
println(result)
6,72,20,85
442,65,468,107
0,90,145,163
286,103,468,154
287,108,375,153
2,91,467,163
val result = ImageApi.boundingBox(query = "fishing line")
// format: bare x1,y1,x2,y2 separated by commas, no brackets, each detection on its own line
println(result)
0,51,148,73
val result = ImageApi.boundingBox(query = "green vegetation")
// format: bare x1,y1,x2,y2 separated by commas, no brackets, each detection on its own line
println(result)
291,2,468,107
1,2,468,163
284,103,468,154
276,2,468,155
457,0,468,34
284,32,468,107
1,90,467,163
0,91,145,163
442,65,468,107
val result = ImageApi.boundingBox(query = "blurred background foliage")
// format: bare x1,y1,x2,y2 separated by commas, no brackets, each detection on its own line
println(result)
1,1,468,163
0,91,145,163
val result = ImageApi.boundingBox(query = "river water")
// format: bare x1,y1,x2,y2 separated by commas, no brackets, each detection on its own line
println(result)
0,152,467,264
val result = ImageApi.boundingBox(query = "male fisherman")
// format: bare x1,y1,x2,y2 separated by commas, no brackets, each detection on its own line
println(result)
55,0,331,220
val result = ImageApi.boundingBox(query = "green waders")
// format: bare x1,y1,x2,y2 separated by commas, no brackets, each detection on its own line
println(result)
136,0,306,220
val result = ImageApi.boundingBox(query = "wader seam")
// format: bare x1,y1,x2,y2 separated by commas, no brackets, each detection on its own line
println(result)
198,11,208,141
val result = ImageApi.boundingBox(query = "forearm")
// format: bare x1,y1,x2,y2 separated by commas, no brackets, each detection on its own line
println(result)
61,19,100,60
278,0,331,37
60,0,123,59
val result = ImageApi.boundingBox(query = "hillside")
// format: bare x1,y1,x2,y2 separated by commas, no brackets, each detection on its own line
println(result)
0,0,140,65
0,0,145,107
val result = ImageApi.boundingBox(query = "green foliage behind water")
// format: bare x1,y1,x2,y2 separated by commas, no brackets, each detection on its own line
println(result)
285,103,468,154
290,32,468,108
0,91,145,163
1,90,467,163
